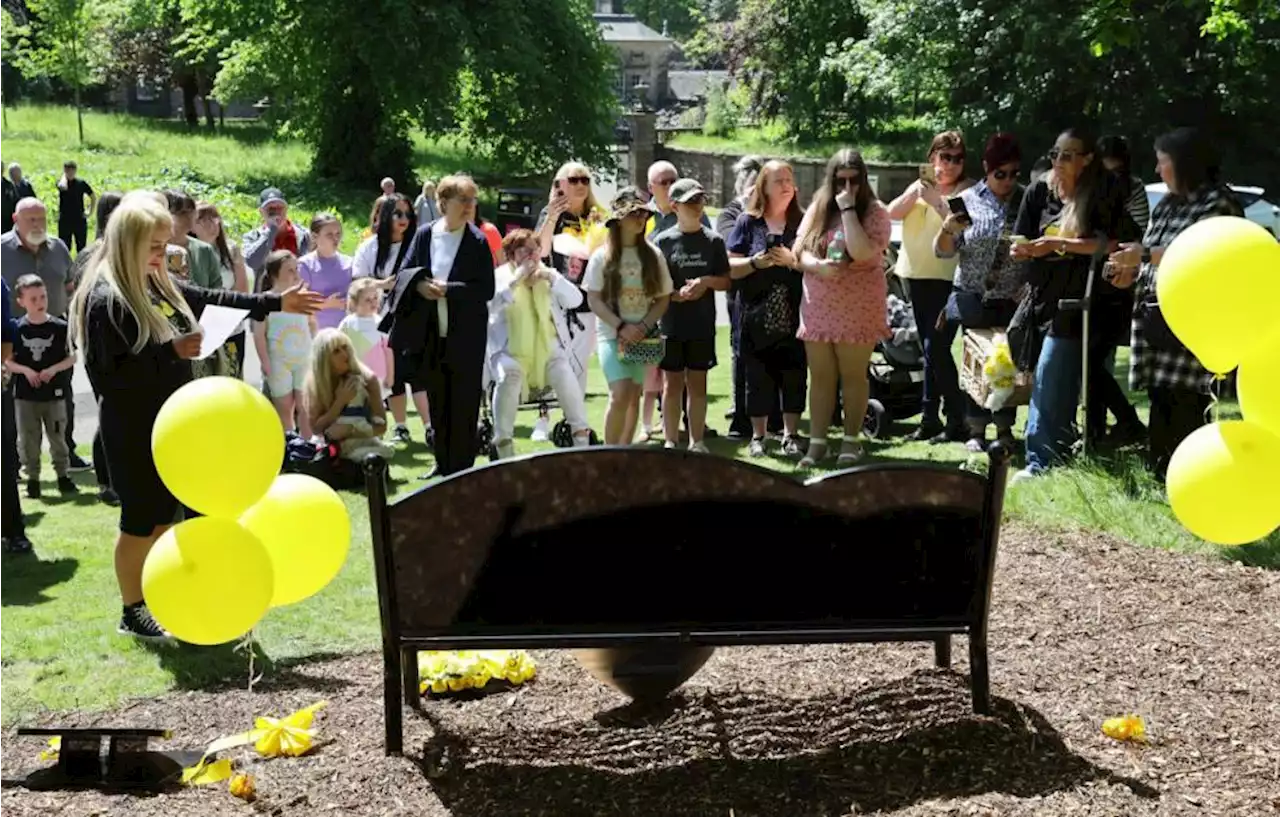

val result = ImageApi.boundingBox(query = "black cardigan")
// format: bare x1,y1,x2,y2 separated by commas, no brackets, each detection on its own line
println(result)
383,220,495,366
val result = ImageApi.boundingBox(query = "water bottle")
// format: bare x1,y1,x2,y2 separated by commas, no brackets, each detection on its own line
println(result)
828,230,847,263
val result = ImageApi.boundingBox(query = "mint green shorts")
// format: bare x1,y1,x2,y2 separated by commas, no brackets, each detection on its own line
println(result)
598,339,647,385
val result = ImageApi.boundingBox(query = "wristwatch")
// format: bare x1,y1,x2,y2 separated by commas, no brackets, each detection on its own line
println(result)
1140,247,1152,264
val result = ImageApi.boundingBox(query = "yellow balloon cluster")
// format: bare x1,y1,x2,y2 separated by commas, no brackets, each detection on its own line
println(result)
145,377,352,644
1159,218,1280,545
418,650,538,695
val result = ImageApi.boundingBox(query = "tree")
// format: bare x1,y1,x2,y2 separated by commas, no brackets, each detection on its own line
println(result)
0,4,28,130
3,0,114,142
183,0,620,187
624,0,702,38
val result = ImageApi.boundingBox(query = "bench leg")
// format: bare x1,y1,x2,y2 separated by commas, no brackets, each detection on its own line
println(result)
384,642,404,756
933,636,951,669
403,648,423,711
968,632,991,715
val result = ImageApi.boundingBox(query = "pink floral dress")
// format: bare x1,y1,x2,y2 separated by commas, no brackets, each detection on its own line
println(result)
798,199,892,345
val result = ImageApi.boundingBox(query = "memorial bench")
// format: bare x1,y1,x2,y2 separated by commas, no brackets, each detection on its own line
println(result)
364,446,1010,755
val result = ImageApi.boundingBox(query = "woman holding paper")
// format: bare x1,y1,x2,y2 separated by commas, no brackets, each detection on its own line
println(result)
68,192,322,641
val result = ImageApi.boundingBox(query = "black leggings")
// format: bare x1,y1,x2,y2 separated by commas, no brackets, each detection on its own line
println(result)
1147,386,1208,479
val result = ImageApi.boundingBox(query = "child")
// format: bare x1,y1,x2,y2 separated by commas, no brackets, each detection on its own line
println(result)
584,188,673,446
4,275,77,497
639,366,663,442
297,213,354,330
306,328,395,461
338,277,394,390
253,250,316,437
653,179,732,452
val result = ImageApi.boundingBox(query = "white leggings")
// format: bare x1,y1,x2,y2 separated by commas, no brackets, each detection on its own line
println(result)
492,353,589,444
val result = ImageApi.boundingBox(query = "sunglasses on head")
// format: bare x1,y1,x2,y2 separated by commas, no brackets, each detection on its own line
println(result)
991,167,1019,181
938,152,965,165
564,176,590,186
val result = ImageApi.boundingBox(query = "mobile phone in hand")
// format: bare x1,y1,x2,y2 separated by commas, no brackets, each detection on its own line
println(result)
919,164,937,185
946,196,971,221
765,234,784,250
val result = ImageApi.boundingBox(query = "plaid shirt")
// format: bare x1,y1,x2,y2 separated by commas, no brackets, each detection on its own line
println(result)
1130,184,1242,393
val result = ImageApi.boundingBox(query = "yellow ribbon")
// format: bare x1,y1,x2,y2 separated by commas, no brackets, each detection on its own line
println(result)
1101,713,1147,743
507,277,556,400
38,736,60,762
181,701,328,785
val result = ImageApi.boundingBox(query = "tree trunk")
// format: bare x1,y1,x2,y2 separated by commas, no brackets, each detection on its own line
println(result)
75,81,84,144
201,95,216,129
313,60,411,186
179,72,199,127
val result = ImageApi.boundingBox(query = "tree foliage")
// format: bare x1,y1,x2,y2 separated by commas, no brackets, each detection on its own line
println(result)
181,0,619,186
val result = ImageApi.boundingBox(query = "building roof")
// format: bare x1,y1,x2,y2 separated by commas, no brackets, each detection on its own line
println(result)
595,14,672,44
667,70,732,102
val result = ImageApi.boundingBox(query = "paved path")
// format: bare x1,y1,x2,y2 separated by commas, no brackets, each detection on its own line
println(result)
67,294,732,445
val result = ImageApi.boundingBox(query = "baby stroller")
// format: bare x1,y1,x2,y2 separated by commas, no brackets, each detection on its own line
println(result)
862,274,926,439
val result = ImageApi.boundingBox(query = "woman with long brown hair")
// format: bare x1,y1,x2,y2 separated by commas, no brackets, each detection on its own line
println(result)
887,130,975,442
794,149,893,466
1009,127,1139,480
192,201,251,377
585,189,673,445
726,160,807,458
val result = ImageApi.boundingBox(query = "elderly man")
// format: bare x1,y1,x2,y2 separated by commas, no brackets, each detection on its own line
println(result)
1,197,91,471
242,187,313,278
7,163,36,200
646,160,711,238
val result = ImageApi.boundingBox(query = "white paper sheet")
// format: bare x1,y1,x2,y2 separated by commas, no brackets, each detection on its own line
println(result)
196,304,251,360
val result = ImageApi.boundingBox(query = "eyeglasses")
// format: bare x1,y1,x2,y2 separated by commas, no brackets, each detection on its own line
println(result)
564,176,590,186
991,167,1019,181
451,196,477,206
938,152,965,165
1048,149,1079,163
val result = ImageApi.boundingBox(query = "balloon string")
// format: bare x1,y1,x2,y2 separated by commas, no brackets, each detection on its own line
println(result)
1207,374,1226,425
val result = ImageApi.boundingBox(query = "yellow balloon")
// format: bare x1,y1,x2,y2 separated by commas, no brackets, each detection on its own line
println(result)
1237,340,1280,439
1158,216,1280,374
1166,421,1280,546
142,517,274,645
240,475,352,607
152,376,284,518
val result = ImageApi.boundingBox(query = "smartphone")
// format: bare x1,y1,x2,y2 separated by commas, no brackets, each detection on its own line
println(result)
918,163,937,185
947,196,971,220
765,234,785,250
554,180,565,197
165,245,188,277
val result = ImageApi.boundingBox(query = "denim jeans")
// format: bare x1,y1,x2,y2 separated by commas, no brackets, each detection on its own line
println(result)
906,278,963,429
1025,335,1082,473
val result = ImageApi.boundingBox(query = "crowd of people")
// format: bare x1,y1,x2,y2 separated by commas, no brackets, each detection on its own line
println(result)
0,122,1249,640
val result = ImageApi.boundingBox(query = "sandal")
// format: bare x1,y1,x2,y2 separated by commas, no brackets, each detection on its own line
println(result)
799,439,828,468
836,435,864,466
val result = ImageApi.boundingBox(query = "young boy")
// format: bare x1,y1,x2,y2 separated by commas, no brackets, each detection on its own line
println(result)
4,275,76,497
652,178,731,452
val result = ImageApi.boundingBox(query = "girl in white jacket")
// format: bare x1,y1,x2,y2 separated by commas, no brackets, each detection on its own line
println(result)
487,229,592,459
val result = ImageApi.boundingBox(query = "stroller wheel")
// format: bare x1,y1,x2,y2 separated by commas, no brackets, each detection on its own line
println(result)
863,399,887,439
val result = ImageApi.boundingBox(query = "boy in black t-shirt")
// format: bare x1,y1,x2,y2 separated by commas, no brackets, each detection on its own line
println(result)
653,179,731,452
4,275,76,497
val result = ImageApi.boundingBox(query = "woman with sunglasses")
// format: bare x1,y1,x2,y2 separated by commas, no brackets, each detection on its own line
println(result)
353,194,431,444
887,130,975,443
534,162,607,394
1008,128,1139,481
933,133,1027,453
793,149,892,466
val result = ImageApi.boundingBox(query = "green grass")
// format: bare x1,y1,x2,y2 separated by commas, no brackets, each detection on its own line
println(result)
0,105,515,253
5,330,1275,725
666,119,932,163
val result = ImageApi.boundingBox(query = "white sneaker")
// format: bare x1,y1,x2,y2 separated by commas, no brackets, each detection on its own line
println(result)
1010,467,1039,484
663,441,678,450
688,441,710,454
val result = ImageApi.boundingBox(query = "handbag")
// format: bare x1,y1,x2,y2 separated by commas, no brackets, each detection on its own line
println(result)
618,322,666,365
743,283,795,350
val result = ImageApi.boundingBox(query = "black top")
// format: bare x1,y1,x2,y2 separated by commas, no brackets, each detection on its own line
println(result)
715,197,746,239
12,316,72,401
1012,175,1140,338
653,225,730,341
534,204,599,314
725,212,803,310
57,178,94,225
84,280,281,406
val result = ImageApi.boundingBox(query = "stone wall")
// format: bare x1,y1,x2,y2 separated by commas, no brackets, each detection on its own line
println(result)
654,144,919,208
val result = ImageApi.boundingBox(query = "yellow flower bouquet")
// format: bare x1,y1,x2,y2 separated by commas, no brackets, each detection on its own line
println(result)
418,650,537,696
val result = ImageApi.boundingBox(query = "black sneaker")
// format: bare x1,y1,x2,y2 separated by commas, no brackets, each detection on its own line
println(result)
905,421,944,442
57,475,78,494
26,480,40,499
98,487,121,506
2,535,34,555
67,454,93,473
393,425,412,444
118,603,174,642
929,426,968,445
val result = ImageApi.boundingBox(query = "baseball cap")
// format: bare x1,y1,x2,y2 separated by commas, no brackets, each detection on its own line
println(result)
669,178,705,204
259,187,287,208
605,187,651,226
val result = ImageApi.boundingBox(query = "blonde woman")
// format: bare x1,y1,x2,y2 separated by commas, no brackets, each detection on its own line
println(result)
69,191,322,640
306,328,395,461
535,161,607,394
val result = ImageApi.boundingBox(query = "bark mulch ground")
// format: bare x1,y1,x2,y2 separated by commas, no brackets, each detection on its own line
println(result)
3,522,1278,816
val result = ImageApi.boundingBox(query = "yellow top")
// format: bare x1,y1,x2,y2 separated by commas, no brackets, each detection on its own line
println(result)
894,199,958,281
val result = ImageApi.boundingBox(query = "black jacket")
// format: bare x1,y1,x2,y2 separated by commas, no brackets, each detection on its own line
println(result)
383,220,495,366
